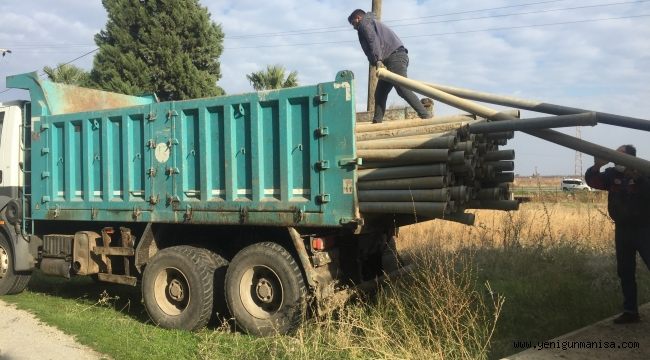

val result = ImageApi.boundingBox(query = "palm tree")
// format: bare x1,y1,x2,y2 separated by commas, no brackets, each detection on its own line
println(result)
246,65,298,91
43,64,91,86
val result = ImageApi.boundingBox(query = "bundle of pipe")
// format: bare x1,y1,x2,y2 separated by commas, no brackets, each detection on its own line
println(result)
356,113,518,225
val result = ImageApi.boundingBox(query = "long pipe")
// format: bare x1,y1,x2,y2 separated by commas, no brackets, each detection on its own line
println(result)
358,189,450,202
359,202,448,217
355,109,520,133
484,161,515,172
448,150,467,165
357,176,447,190
484,150,515,161
356,121,472,141
488,172,515,183
423,81,650,132
484,131,514,140
448,186,469,202
378,131,461,141
355,114,474,133
356,135,457,150
468,112,598,134
357,148,450,163
476,188,505,200
357,163,447,181
376,68,650,176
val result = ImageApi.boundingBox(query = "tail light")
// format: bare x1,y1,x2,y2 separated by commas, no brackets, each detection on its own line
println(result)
311,236,336,251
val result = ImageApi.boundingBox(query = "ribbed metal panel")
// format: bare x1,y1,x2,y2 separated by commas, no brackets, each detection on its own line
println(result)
24,71,358,227
43,234,74,257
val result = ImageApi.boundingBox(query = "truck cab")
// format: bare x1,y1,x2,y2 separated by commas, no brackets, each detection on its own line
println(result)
0,100,35,296
0,101,25,198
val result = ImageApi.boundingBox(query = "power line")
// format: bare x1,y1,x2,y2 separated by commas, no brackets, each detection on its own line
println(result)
382,0,650,29
4,0,646,49
37,47,99,78
227,0,573,39
5,44,97,49
226,0,649,39
224,14,650,50
0,47,99,94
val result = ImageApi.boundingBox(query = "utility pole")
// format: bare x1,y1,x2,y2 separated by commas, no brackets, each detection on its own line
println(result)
367,0,382,112
574,126,583,177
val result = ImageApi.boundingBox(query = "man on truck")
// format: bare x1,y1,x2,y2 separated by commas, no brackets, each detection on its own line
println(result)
585,144,650,324
348,9,432,124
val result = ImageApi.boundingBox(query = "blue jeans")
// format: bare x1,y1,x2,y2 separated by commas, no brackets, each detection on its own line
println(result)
373,51,428,123
615,223,650,314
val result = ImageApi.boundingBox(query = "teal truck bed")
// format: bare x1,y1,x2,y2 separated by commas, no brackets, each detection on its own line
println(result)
8,71,359,228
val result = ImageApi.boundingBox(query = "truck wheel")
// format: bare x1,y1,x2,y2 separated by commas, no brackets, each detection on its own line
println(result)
0,233,31,295
205,251,229,324
225,242,307,336
142,246,218,331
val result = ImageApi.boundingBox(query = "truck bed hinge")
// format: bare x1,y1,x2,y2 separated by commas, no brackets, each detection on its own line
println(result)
316,93,328,103
239,207,249,223
338,157,362,167
316,160,330,171
316,194,330,204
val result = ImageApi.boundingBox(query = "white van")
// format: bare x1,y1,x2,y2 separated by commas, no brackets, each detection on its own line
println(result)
561,178,592,191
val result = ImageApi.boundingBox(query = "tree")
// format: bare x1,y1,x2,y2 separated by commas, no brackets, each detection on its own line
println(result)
246,65,298,91
90,0,225,101
43,64,91,86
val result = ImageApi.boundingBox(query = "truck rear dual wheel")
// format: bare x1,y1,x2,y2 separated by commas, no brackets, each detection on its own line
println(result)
0,233,31,295
142,246,227,331
225,242,307,336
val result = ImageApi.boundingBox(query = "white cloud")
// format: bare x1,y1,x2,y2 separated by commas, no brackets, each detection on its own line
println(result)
1,0,648,175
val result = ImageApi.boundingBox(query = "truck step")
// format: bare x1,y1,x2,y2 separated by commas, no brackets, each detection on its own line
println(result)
93,246,135,256
96,273,137,286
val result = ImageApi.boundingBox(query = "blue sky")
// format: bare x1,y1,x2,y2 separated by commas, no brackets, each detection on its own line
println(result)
1,0,648,175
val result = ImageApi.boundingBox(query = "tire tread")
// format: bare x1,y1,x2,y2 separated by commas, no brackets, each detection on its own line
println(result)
225,242,307,336
143,245,218,331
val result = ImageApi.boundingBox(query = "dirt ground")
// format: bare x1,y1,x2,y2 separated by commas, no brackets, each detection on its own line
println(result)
0,299,106,360
504,302,650,360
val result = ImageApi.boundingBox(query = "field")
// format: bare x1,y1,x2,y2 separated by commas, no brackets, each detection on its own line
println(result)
3,194,650,359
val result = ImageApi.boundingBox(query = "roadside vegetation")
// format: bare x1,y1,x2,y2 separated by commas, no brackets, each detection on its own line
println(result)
3,194,650,359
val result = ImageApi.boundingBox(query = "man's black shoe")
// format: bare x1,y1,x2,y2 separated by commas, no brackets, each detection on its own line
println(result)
613,312,640,324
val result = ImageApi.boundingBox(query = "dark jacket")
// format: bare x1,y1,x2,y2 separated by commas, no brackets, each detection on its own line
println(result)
585,166,650,224
356,12,404,66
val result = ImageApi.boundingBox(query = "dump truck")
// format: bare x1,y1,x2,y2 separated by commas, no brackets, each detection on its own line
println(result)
3,69,649,336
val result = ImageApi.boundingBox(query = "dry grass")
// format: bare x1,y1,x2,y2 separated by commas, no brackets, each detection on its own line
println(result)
197,249,502,360
398,201,614,252
9,198,640,360
206,200,622,360
392,198,649,359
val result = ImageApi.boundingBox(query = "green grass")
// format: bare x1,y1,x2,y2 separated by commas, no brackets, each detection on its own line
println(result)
3,273,206,359
477,244,650,359
3,240,649,359
3,251,498,360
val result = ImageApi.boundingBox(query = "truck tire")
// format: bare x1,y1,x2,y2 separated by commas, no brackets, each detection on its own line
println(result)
205,250,229,324
225,242,307,336
0,233,31,295
142,246,218,331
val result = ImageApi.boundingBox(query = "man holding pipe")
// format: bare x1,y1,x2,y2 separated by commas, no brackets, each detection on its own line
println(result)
585,144,650,324
348,9,432,123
